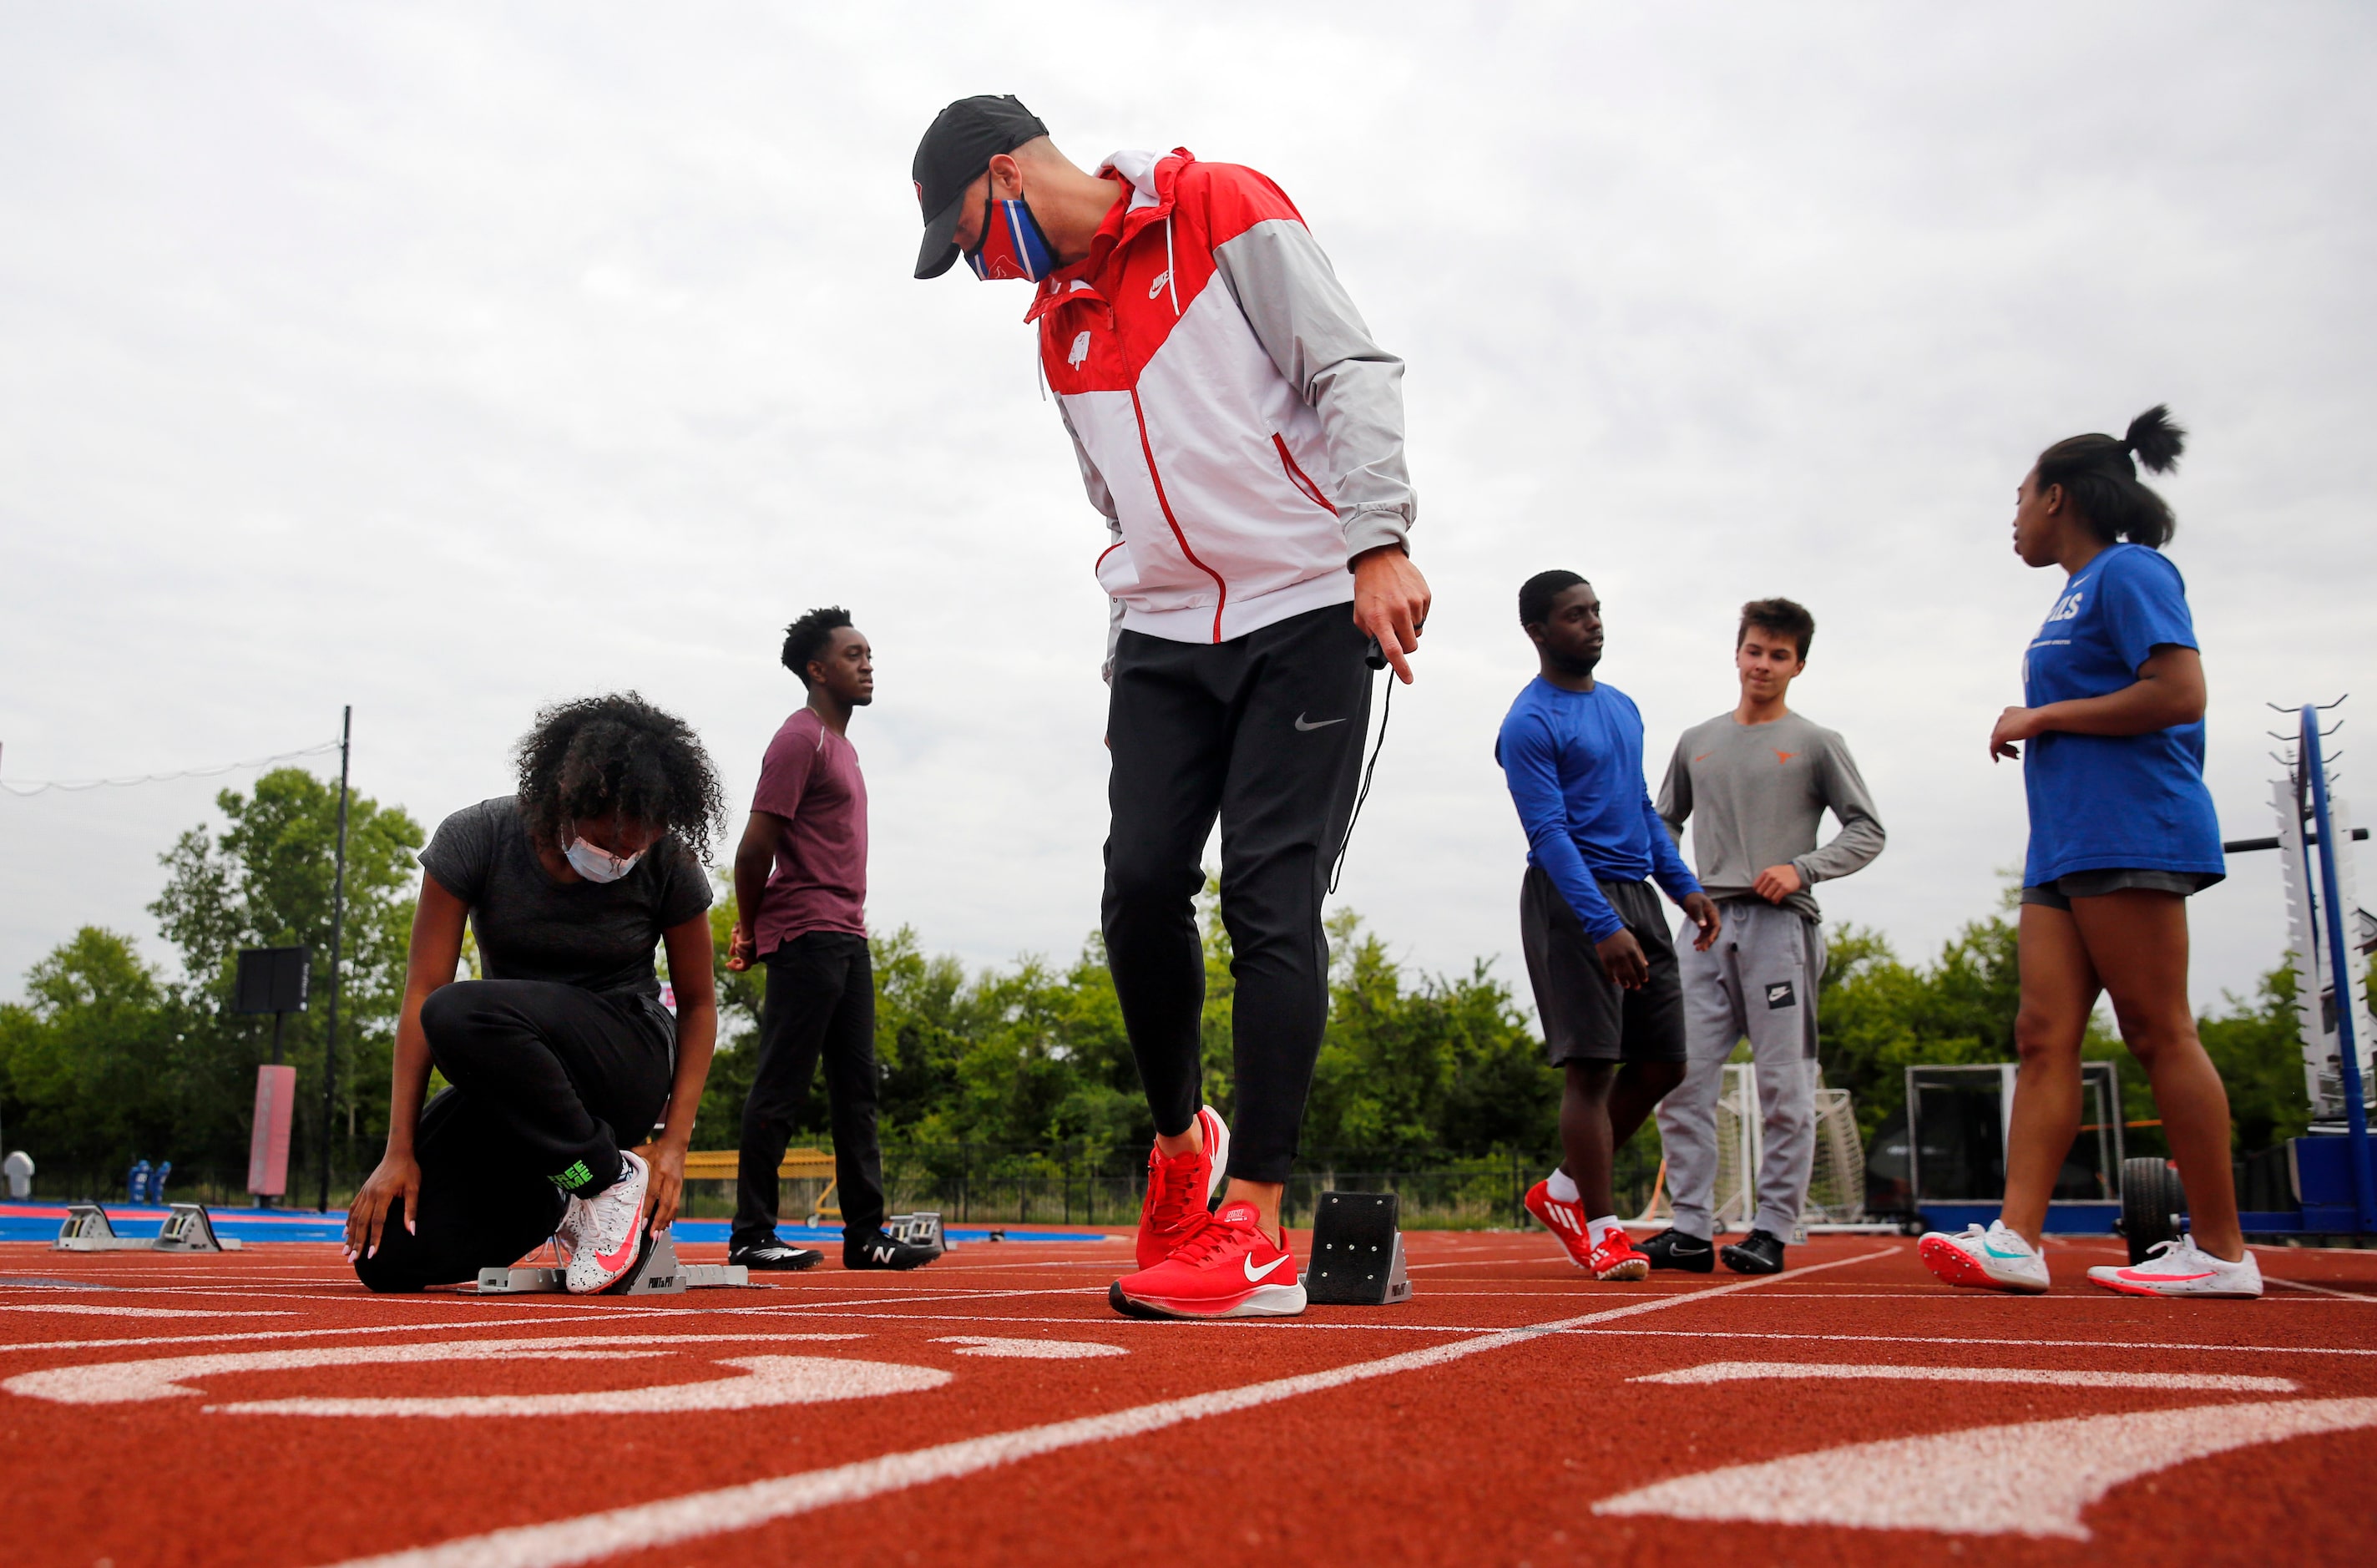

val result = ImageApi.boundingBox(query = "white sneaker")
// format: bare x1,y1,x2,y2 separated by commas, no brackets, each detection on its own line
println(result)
1918,1221,2051,1293
2087,1237,2263,1298
551,1201,584,1262
564,1150,650,1295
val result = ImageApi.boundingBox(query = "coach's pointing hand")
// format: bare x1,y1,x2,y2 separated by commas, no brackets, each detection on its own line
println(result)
1353,544,1431,684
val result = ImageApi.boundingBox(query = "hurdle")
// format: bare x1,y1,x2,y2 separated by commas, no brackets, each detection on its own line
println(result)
55,1201,241,1252
475,1225,752,1296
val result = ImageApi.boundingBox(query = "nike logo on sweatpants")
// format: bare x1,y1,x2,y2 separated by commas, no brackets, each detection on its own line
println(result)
1294,714,1347,731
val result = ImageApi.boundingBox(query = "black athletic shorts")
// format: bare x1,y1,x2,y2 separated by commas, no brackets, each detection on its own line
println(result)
2020,867,2220,912
1519,867,1686,1066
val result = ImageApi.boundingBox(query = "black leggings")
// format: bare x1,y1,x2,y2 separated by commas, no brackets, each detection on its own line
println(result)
1102,604,1373,1184
353,979,672,1292
733,933,884,1247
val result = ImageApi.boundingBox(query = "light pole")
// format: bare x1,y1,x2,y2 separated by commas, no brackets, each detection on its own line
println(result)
318,706,351,1212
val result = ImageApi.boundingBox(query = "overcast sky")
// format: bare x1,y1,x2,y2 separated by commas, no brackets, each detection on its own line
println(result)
4,4,2373,1028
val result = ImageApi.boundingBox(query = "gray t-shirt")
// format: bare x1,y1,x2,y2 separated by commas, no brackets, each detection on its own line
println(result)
1656,711,1885,922
418,797,713,1002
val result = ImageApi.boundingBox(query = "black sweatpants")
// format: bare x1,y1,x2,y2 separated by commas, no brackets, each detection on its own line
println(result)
353,979,673,1292
733,932,885,1247
1103,601,1373,1185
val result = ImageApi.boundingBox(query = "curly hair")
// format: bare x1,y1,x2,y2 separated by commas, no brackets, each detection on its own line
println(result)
2036,405,2187,549
781,605,854,688
513,692,726,862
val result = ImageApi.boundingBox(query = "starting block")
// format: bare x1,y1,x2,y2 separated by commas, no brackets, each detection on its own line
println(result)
1301,1191,1411,1306
55,1202,240,1252
475,1225,751,1296
886,1211,949,1254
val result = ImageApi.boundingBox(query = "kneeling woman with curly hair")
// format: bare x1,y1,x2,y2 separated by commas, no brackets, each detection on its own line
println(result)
348,694,726,1293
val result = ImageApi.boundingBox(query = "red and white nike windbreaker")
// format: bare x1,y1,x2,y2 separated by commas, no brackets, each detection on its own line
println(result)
1026,149,1416,675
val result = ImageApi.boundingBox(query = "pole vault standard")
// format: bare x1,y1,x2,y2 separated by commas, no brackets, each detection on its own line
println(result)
2299,702,2377,1232
317,706,351,1214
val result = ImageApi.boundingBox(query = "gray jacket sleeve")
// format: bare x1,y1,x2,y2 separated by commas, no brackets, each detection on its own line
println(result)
1655,735,1692,847
1209,219,1415,560
1794,731,1887,885
1057,400,1130,684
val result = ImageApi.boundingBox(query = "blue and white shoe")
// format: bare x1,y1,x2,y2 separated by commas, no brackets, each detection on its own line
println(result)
1919,1221,2051,1293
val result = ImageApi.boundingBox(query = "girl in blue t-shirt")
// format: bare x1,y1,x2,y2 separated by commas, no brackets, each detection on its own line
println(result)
1921,407,2259,1300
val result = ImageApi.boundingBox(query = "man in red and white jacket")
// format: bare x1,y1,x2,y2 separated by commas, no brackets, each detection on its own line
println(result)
915,96,1430,1320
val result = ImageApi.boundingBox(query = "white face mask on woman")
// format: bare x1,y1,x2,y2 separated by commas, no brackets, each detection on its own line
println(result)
563,833,645,884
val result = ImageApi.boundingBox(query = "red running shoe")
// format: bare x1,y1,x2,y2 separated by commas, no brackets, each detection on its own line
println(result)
1110,1200,1307,1319
1525,1179,1647,1281
1588,1232,1651,1282
1135,1104,1231,1269
1524,1178,1596,1270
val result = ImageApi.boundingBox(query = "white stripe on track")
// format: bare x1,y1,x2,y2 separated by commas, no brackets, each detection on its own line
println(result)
0,1287,1102,1354
1631,1360,2296,1392
318,1250,1893,1568
1558,1326,2377,1357
1594,1397,2377,1538
2265,1277,2374,1302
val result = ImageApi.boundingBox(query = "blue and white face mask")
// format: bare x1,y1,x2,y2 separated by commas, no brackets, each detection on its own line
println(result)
563,833,644,884
967,194,1057,281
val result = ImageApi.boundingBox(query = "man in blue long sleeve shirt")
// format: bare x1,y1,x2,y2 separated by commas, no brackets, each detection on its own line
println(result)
1496,572,1719,1282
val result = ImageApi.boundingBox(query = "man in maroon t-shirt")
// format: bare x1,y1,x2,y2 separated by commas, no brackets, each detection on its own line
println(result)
725,607,935,1272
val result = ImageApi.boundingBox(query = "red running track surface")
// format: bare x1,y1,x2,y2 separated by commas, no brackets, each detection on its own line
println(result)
2,1230,2373,1567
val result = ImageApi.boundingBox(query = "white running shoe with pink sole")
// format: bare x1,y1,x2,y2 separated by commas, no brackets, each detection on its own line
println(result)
564,1149,650,1294
2086,1237,2263,1298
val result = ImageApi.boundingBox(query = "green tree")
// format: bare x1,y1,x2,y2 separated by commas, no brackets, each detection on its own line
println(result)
1306,911,1555,1157
1815,917,2027,1145
147,766,422,1192
2197,964,2315,1155
0,928,179,1186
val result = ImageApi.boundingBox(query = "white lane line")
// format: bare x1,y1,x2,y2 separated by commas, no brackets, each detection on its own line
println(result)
0,1304,297,1318
4,1333,864,1404
727,1309,2377,1359
0,1309,748,1354
1631,1360,2297,1392
928,1337,1126,1360
1560,1327,2377,1358
2266,1277,2374,1302
724,1286,1103,1312
1594,1397,2377,1538
216,1355,947,1419
317,1250,1894,1568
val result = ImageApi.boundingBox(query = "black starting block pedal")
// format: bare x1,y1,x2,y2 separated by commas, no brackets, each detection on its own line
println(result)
1302,1191,1411,1305
885,1211,949,1255
55,1201,240,1253
473,1225,752,1295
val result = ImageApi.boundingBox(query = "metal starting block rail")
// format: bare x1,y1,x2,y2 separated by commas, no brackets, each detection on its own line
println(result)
886,1211,948,1254
475,1226,751,1296
55,1202,241,1252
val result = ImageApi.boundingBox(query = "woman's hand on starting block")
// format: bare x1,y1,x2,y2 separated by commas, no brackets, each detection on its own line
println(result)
637,1138,690,1232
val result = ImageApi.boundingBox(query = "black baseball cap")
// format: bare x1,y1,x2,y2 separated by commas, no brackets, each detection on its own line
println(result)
912,94,1049,279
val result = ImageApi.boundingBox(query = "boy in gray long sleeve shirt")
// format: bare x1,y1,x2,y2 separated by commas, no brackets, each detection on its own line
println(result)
1643,599,1885,1275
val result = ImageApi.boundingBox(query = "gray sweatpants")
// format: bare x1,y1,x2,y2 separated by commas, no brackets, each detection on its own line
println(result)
1655,900,1826,1241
